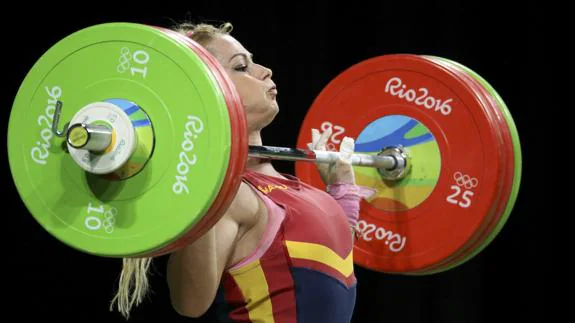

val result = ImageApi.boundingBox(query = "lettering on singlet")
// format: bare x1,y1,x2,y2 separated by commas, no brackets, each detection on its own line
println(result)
257,183,289,195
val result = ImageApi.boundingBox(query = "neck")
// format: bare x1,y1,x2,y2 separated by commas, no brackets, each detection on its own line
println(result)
245,131,286,180
246,131,266,169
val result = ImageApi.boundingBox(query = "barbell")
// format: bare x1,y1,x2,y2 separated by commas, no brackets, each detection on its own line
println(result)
8,22,522,275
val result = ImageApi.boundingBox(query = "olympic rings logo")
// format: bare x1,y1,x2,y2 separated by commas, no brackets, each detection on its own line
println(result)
453,172,478,189
84,203,118,234
117,47,132,73
103,208,117,234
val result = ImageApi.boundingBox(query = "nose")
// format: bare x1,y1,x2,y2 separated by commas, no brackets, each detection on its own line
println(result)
257,64,272,80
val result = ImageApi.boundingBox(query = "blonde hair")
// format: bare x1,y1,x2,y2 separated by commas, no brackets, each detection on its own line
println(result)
108,20,234,321
174,21,234,50
109,257,153,319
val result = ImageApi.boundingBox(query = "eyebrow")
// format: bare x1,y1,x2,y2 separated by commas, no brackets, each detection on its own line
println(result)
229,52,253,62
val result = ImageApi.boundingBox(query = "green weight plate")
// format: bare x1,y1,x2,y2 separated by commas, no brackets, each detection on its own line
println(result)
8,23,232,257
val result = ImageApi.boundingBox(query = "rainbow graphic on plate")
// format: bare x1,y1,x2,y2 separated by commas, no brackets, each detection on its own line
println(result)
102,98,155,180
354,115,441,211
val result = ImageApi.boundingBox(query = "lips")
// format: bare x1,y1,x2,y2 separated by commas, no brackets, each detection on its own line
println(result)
268,85,277,94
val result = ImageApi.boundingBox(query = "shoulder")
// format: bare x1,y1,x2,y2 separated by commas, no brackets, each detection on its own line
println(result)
223,181,263,228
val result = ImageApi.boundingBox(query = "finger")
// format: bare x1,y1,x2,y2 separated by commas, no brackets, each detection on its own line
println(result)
339,136,354,153
311,128,321,149
339,136,355,163
317,127,332,150
334,157,355,184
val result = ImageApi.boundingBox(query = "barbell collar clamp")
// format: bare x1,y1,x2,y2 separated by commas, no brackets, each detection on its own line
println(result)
51,100,69,138
66,122,113,152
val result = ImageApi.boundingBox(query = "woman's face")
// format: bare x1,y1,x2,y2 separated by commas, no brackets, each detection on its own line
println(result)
207,34,278,133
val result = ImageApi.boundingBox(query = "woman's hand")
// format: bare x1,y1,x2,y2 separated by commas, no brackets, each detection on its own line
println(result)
307,127,356,186
307,127,378,238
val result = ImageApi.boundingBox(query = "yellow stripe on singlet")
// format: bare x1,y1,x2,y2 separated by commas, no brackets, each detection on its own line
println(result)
285,241,354,277
229,260,275,323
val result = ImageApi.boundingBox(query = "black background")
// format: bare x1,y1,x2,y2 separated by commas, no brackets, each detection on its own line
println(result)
3,1,547,322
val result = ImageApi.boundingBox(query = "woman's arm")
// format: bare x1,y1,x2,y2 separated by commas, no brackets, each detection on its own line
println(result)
166,182,260,317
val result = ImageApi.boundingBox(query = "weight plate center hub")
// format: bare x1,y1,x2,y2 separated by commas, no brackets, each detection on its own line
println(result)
64,99,155,180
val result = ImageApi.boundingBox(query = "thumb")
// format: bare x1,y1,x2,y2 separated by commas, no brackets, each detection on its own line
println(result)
332,136,356,184
338,136,355,164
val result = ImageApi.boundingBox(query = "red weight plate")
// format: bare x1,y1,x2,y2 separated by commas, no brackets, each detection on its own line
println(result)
295,54,505,273
412,56,514,274
164,29,248,243
169,29,250,239
146,28,246,256
143,27,247,257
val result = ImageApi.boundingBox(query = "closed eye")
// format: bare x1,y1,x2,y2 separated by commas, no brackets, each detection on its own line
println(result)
234,64,248,72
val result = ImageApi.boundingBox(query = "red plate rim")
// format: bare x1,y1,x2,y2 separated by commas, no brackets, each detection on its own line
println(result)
412,56,514,274
143,27,247,257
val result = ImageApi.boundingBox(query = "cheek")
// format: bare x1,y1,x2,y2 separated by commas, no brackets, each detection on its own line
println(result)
232,80,262,106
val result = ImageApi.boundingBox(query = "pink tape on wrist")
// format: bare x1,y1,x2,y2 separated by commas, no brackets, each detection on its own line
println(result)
327,183,376,228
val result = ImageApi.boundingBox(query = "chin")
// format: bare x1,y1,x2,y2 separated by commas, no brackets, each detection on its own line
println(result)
270,103,279,115
263,113,278,129
260,108,280,129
